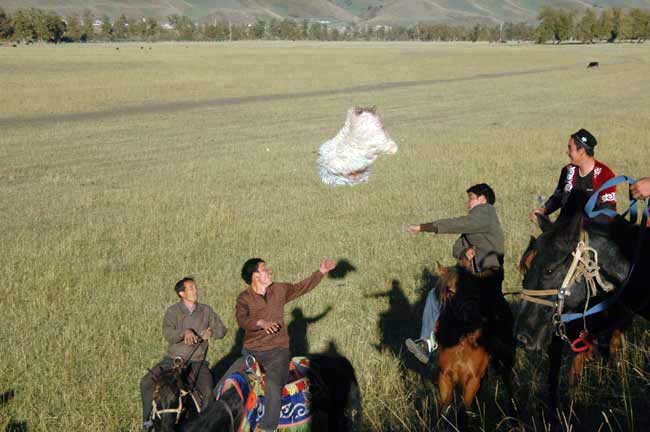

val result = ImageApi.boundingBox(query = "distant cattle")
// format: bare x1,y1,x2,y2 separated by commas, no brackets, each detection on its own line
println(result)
587,62,599,69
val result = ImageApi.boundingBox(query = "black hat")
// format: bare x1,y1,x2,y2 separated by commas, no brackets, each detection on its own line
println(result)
571,128,597,149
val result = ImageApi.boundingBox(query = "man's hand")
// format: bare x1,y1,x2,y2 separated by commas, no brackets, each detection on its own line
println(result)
530,207,545,223
319,258,336,274
406,224,421,234
200,327,213,340
257,320,281,334
631,177,650,200
183,329,200,345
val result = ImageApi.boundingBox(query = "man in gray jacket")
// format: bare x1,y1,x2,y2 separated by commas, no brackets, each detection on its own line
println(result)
404,183,505,364
140,277,227,431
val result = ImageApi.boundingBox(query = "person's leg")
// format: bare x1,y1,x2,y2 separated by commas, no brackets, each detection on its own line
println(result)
141,358,173,425
213,356,247,393
255,348,290,431
140,372,154,424
420,287,441,342
406,288,440,363
189,361,214,411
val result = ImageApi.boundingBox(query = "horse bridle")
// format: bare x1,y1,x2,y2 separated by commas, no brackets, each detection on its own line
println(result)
151,387,200,425
520,231,615,347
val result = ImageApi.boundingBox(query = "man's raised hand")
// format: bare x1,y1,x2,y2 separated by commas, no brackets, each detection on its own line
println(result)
320,258,336,274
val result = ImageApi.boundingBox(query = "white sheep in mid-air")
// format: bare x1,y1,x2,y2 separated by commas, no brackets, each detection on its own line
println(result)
318,107,398,186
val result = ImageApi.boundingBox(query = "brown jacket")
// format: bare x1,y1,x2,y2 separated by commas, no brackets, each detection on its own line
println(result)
236,271,324,352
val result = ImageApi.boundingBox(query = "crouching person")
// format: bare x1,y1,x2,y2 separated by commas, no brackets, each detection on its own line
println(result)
140,277,227,431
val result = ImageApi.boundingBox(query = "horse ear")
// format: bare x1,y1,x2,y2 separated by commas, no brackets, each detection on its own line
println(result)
536,213,553,232
437,262,448,277
519,236,537,274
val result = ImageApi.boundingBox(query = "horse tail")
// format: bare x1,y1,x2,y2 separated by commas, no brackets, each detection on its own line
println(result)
345,373,363,430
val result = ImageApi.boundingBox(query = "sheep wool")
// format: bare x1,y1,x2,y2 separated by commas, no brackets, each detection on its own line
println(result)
318,107,398,186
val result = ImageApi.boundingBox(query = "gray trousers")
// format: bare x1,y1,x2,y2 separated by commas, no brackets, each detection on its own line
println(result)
140,357,213,423
216,347,290,431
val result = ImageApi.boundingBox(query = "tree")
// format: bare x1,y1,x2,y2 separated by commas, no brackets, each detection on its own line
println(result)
44,12,66,42
65,14,82,41
628,9,650,42
12,9,38,41
113,14,128,39
168,14,194,40
0,7,14,39
82,9,94,41
470,23,481,42
100,15,112,40
252,19,265,39
577,9,597,43
537,7,574,44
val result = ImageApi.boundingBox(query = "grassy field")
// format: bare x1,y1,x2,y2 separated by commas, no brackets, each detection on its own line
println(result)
1,41,650,431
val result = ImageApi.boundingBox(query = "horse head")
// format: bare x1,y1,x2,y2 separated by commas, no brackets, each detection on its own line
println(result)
515,193,632,352
435,263,484,348
150,359,197,432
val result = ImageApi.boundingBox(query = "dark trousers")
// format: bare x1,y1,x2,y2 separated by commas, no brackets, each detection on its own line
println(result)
250,347,290,431
140,357,213,423
216,347,290,431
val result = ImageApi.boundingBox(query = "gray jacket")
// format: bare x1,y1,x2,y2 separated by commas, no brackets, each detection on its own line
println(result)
429,204,504,271
163,302,227,361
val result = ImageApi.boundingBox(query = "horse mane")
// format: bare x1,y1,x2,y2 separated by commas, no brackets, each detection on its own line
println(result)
183,385,243,432
436,266,484,349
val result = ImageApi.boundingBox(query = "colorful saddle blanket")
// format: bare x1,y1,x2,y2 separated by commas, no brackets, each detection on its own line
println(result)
216,356,311,432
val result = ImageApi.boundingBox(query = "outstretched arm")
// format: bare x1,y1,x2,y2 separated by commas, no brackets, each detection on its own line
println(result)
285,258,335,302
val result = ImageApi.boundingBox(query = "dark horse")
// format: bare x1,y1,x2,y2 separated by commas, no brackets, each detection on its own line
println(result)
435,262,515,410
151,354,361,431
515,193,650,406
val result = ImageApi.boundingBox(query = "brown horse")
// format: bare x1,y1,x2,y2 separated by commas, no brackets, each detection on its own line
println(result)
434,262,515,411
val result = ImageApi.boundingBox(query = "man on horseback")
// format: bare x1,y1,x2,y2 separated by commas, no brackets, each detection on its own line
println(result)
404,183,505,364
530,128,616,223
140,277,228,431
235,257,336,432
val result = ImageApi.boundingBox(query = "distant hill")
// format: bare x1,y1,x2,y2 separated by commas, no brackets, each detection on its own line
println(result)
1,0,650,25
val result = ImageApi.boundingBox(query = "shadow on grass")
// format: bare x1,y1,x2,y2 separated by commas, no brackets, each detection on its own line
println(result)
1,389,28,432
328,259,357,280
289,306,333,356
368,268,439,377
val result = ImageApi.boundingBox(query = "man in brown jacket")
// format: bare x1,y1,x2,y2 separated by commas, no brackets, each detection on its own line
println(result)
235,257,335,432
140,277,227,431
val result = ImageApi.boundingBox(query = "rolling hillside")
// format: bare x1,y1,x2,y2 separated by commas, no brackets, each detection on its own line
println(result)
1,0,649,26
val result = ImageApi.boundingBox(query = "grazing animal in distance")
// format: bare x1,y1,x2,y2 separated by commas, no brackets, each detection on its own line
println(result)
318,107,398,186
587,62,599,69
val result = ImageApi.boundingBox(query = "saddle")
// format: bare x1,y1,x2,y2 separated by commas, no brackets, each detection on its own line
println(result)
216,357,312,431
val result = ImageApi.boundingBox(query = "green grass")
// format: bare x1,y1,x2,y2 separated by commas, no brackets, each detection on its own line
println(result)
1,41,650,431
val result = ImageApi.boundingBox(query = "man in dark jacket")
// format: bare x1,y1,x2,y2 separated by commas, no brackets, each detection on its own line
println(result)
404,183,505,364
140,277,227,431
530,128,616,223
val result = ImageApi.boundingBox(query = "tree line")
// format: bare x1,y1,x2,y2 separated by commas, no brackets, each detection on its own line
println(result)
0,6,648,44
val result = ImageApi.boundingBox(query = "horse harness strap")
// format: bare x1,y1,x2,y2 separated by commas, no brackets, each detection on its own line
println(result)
151,388,203,424
520,231,616,345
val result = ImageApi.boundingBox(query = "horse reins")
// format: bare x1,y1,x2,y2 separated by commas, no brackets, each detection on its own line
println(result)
151,335,209,424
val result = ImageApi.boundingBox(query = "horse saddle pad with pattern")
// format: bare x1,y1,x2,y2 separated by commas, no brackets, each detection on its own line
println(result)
216,356,311,431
